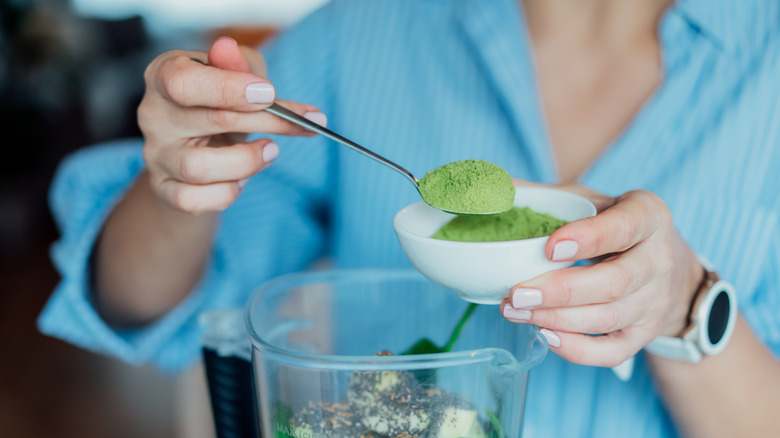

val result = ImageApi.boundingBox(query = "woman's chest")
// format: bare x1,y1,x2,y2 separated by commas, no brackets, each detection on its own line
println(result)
533,39,664,183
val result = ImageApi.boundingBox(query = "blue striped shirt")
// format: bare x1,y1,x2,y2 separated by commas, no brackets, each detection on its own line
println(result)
39,0,780,436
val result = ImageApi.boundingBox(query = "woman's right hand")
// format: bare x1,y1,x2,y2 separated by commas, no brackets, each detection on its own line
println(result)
138,36,327,214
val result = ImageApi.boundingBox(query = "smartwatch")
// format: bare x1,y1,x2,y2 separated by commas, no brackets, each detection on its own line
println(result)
645,257,737,362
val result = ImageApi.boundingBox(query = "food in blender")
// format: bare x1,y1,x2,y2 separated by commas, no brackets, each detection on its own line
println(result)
280,367,488,438
274,307,501,438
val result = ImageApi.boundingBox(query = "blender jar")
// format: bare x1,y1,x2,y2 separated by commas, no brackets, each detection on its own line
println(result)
246,269,548,437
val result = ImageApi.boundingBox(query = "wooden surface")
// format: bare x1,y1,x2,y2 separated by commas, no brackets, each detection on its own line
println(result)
0,218,182,438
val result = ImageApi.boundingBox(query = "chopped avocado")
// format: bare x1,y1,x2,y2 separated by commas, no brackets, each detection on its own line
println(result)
433,406,486,438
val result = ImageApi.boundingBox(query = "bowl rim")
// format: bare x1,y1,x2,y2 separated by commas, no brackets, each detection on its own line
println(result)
393,186,597,247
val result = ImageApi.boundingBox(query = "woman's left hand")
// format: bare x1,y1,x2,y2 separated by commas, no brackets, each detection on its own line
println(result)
501,185,704,367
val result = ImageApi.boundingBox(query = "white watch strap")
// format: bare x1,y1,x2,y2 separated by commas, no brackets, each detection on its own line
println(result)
645,334,703,362
645,254,735,362
611,356,635,381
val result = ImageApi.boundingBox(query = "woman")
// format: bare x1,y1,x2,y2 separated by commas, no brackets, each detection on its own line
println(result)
40,0,780,436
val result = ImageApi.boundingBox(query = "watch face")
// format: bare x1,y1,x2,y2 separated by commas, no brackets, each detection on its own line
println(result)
708,290,731,345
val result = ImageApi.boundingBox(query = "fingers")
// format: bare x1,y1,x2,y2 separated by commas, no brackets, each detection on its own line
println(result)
150,52,276,111
552,183,617,213
207,36,251,72
538,328,651,368
142,37,328,137
497,185,683,368
206,37,269,79
545,190,670,261
502,293,646,335
238,45,268,77
147,38,274,112
166,99,327,138
510,180,616,212
147,138,278,185
155,177,245,215
139,37,329,215
509,248,654,309
150,139,278,214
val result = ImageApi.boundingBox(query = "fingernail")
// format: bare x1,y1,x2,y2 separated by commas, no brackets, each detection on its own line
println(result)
237,178,249,190
502,304,531,321
540,329,561,348
215,36,237,45
511,288,542,308
246,83,275,104
303,111,328,128
263,142,279,162
552,240,578,261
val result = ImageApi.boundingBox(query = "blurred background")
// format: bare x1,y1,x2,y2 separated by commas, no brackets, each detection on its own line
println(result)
0,0,326,436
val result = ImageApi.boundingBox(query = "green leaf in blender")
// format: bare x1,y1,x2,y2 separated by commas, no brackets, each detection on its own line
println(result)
401,303,478,355
486,407,505,438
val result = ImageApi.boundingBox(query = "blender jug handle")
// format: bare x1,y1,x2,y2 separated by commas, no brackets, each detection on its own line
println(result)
534,327,634,381
528,330,549,369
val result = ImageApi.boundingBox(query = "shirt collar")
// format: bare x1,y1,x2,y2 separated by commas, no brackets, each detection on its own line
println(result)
455,0,559,182
671,0,760,53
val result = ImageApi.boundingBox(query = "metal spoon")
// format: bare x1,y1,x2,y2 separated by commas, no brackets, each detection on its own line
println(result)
265,104,421,193
265,103,504,215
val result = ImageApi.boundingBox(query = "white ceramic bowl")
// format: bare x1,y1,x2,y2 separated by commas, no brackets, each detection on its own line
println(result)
393,186,597,304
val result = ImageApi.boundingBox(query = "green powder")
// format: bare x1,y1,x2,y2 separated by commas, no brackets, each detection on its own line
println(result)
432,206,567,242
417,159,515,214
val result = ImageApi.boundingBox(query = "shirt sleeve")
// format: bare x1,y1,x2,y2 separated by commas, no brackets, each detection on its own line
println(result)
35,140,232,372
37,3,339,373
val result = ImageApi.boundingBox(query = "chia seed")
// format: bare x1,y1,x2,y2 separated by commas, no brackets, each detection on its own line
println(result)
288,367,481,438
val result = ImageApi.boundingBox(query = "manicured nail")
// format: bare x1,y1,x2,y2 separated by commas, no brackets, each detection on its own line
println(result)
503,304,531,321
303,111,328,128
237,178,249,190
552,240,578,261
246,83,275,104
263,142,279,162
215,36,237,44
511,288,542,309
540,329,561,348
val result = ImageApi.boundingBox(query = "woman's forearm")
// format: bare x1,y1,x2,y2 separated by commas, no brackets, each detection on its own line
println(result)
93,171,219,326
648,316,780,437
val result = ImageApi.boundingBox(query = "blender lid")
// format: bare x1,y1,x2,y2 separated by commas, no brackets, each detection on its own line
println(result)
199,308,252,361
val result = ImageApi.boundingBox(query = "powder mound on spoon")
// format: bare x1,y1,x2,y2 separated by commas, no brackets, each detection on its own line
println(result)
418,159,515,215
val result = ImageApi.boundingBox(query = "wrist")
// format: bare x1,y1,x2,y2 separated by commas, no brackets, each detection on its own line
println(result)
660,249,705,337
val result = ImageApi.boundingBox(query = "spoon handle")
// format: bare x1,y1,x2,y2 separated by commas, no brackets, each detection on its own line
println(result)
265,103,419,190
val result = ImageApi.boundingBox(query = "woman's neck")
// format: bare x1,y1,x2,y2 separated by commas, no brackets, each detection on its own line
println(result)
520,0,673,183
522,0,673,49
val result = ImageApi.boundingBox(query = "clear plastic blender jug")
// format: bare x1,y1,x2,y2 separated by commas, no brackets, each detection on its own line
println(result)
246,269,548,437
